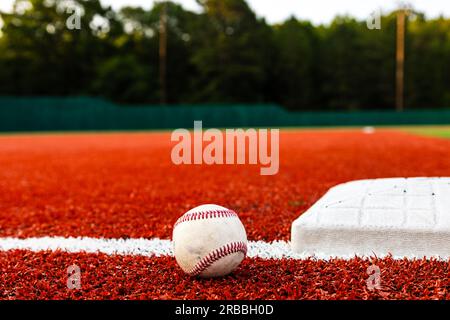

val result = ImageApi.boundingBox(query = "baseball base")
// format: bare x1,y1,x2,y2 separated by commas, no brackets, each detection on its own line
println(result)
291,177,450,259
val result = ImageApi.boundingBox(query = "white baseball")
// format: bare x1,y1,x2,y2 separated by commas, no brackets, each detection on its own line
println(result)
172,204,248,278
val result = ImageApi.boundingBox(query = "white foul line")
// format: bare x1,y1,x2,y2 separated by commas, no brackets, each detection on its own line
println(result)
0,237,444,260
0,237,307,260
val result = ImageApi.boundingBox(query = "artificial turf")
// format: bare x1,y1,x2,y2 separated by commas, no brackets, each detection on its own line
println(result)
0,129,449,299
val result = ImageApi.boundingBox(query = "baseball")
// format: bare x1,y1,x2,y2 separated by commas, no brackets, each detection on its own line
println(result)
172,204,248,278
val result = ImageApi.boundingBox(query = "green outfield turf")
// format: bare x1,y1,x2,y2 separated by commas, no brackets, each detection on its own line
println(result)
405,126,450,139
1,125,450,138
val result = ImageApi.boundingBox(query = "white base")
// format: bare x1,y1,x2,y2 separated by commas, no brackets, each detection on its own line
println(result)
291,178,450,259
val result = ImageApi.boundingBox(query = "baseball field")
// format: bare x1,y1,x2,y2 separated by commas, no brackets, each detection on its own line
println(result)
0,126,449,299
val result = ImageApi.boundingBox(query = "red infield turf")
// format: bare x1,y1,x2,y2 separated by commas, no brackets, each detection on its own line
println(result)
0,129,449,299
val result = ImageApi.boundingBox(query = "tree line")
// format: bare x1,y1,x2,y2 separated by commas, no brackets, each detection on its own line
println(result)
0,0,449,110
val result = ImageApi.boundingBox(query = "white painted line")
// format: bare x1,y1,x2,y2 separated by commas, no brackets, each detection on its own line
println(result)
0,236,445,260
0,237,306,260
0,237,174,257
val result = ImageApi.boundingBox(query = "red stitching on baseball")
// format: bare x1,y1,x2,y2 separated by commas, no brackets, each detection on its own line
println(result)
174,209,238,228
187,241,247,276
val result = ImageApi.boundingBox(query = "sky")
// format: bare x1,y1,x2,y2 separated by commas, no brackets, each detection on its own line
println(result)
0,0,449,25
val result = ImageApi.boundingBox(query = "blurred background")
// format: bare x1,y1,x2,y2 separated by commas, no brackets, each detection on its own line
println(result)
0,0,449,130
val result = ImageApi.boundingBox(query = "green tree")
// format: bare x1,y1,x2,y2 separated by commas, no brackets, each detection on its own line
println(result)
272,18,319,110
319,16,367,110
189,0,272,103
115,2,199,104
406,16,450,108
0,0,121,95
1,1,449,109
